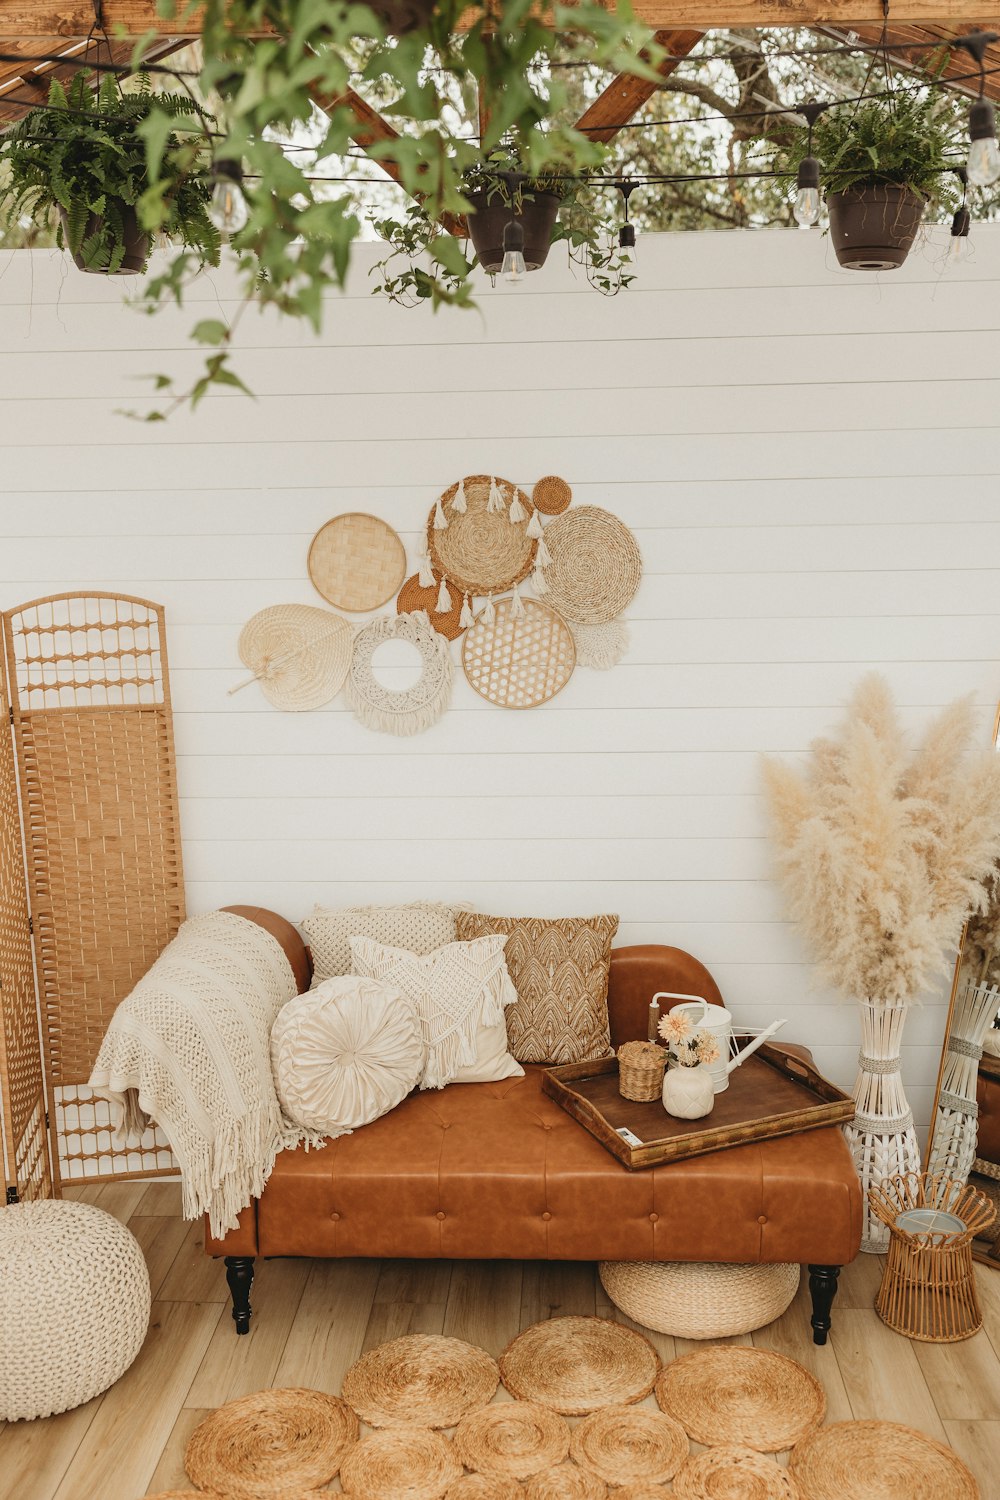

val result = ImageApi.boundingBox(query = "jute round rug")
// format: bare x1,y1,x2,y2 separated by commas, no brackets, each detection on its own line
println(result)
569,1404,688,1487
523,1460,607,1499
454,1401,571,1479
500,1316,659,1415
184,1387,358,1497
445,1476,526,1500
342,1333,500,1428
339,1424,463,1500
672,1445,801,1499
788,1420,979,1500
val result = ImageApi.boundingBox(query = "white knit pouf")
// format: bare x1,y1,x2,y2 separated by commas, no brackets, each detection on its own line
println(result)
0,1199,151,1421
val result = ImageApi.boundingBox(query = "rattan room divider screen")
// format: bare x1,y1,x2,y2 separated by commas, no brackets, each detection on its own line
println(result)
0,593,185,1198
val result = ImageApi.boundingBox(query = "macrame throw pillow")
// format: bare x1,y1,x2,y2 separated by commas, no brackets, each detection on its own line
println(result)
350,934,525,1091
270,975,425,1137
302,902,459,985
454,913,619,1066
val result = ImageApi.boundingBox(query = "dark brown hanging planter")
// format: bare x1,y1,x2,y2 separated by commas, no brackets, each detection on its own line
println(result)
369,0,435,32
826,185,925,271
59,202,149,275
465,188,562,275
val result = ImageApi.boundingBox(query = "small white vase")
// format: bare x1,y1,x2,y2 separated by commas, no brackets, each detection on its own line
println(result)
662,1062,715,1120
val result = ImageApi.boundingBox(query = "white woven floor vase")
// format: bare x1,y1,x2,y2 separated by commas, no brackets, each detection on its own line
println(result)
842,1001,921,1253
0,1200,151,1421
599,1260,800,1339
926,979,1000,1188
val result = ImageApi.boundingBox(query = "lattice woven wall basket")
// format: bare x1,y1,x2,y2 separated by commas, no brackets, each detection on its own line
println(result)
463,597,575,710
0,1199,150,1421
599,1259,799,1339
309,513,407,612
541,506,641,625
428,476,536,597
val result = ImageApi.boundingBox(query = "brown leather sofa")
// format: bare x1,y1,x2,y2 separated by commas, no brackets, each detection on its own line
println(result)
207,908,862,1343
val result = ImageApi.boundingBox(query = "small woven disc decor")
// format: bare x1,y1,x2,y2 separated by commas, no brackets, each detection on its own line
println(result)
655,1349,825,1453
183,1387,358,1498
231,603,353,711
788,1420,979,1500
445,1475,526,1500
309,512,407,612
541,506,642,625
346,610,454,735
499,1316,660,1415
454,1401,571,1479
340,1425,464,1500
569,1405,688,1489
524,1460,607,1499
398,571,467,640
427,475,537,599
342,1333,500,1428
672,1446,801,1500
532,476,573,516
462,597,575,710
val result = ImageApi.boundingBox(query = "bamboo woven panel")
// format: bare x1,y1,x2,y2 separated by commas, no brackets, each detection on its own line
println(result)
309,513,407,613
2,594,185,1186
462,598,576,710
0,654,50,1203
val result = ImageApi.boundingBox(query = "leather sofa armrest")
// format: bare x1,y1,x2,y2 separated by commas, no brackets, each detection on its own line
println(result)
607,944,725,1049
205,1201,259,1257
221,904,312,993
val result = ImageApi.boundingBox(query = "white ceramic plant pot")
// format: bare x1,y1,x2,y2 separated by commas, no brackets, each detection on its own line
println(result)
662,1063,715,1121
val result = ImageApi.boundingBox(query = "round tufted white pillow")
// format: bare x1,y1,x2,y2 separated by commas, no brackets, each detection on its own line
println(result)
271,975,424,1136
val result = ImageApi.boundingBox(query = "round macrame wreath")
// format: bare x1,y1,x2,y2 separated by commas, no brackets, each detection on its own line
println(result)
346,611,453,737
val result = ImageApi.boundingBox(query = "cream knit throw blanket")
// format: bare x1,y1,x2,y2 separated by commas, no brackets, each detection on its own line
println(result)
89,910,323,1238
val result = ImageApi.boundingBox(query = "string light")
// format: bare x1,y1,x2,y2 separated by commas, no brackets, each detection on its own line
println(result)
207,159,249,235
617,181,636,252
501,218,525,283
956,32,1000,187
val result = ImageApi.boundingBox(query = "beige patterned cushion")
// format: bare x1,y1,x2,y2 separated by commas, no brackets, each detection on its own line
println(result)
350,934,524,1090
302,902,458,985
454,913,619,1065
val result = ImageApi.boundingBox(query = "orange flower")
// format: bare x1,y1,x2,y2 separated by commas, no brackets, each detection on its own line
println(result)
658,1010,692,1044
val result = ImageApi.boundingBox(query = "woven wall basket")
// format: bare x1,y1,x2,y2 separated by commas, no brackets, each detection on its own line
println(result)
599,1260,799,1339
463,597,575,710
309,513,407,612
428,476,536,597
398,572,467,640
542,506,641,625
532,476,572,516
346,611,453,736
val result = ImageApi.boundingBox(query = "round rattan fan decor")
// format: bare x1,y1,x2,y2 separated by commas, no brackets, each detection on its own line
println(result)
789,1421,978,1500
454,1401,571,1479
462,597,575,710
428,476,536,597
398,571,468,639
541,506,641,625
655,1349,825,1453
184,1387,358,1498
309,512,407,612
524,1461,607,1499
672,1446,801,1500
569,1405,687,1488
339,1425,463,1500
499,1316,659,1415
342,1333,500,1429
532,476,572,515
234,604,353,711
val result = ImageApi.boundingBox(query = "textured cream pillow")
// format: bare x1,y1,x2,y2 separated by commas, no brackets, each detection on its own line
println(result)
270,975,424,1136
350,934,524,1091
302,902,459,986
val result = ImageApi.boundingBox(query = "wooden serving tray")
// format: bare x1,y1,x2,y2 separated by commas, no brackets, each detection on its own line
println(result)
542,1043,855,1170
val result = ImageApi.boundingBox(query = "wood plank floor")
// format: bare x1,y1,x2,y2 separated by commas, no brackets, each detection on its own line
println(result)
3,1179,1000,1499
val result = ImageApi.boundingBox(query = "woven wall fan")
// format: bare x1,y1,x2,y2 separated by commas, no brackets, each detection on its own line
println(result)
231,604,353,711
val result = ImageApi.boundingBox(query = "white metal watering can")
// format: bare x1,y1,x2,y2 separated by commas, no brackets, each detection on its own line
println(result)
651,992,787,1094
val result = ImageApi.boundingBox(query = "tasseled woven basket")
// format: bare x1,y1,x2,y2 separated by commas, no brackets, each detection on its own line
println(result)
618,1041,666,1103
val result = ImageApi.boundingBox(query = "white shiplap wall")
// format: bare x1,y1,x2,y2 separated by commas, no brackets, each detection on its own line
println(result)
3,223,1000,1131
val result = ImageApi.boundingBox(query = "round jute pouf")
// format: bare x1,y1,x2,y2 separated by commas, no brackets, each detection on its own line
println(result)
184,1388,358,1497
788,1421,979,1500
454,1401,571,1479
673,1446,801,1500
339,1424,462,1500
499,1316,659,1415
569,1404,687,1488
540,506,641,625
445,1475,525,1500
0,1199,150,1421
524,1460,607,1499
599,1261,800,1340
532,476,572,516
655,1349,825,1454
342,1333,500,1428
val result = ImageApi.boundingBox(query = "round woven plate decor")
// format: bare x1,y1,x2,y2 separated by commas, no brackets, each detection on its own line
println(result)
236,603,353,712
309,513,407,612
445,1475,526,1500
339,1424,463,1500
184,1387,358,1498
428,476,536,597
499,1316,659,1415
454,1401,571,1479
673,1446,801,1500
570,1404,688,1488
524,1461,607,1499
398,572,467,639
789,1421,979,1500
342,1333,500,1429
532,476,572,516
462,597,575,711
655,1349,825,1453
541,506,641,625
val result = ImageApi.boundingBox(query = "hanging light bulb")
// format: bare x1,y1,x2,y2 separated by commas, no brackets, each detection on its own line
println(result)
501,219,525,284
793,155,821,227
618,181,637,256
950,205,972,260
967,99,1000,187
208,159,249,236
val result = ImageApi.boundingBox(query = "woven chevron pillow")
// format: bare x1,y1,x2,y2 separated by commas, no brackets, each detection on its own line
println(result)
350,933,524,1091
454,913,619,1065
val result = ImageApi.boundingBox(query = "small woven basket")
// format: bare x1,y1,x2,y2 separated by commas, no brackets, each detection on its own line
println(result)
617,1042,666,1103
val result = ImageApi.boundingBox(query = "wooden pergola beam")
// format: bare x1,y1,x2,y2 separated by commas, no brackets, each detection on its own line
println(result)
0,36,193,124
573,27,704,142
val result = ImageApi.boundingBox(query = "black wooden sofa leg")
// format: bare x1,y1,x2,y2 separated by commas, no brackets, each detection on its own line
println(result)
807,1264,841,1345
225,1256,255,1334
